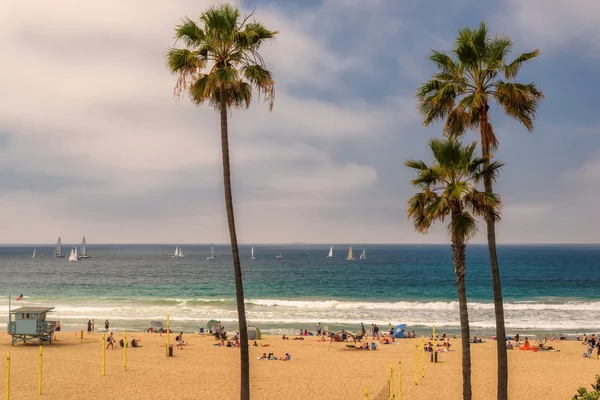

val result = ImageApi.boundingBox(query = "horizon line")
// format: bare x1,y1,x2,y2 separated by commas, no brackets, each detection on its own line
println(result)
1,242,599,246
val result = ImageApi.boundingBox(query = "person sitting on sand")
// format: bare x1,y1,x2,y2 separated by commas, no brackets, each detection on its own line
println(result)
131,339,141,348
282,335,287,340
253,341,259,347
524,337,530,347
119,339,128,348
147,327,154,333
281,353,292,361
259,353,267,360
506,341,514,350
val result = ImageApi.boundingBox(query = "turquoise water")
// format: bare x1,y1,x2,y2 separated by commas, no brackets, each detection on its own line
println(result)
1,244,599,336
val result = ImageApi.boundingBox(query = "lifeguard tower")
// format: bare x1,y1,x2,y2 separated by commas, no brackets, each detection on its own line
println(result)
8,307,57,345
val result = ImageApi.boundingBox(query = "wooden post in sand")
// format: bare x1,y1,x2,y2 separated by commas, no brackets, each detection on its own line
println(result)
421,335,425,377
38,346,43,395
166,314,170,357
414,341,418,385
102,333,106,376
6,352,10,400
389,363,394,398
123,331,127,371
363,387,368,400
398,358,402,400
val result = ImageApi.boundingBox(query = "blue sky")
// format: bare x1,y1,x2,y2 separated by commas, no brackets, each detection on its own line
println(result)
0,0,598,244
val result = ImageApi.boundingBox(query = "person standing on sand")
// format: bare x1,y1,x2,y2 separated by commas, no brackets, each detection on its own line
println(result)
87,320,92,333
91,319,95,332
360,323,366,337
55,321,61,331
105,320,110,331
316,323,321,336
106,332,115,350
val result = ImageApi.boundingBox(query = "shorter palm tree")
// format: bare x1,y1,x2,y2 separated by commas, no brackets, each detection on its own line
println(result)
406,138,502,400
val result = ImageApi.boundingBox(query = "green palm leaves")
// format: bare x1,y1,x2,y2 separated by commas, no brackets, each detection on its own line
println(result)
166,4,277,111
406,139,502,242
416,22,544,151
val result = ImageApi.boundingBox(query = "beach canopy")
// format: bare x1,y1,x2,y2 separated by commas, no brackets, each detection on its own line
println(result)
207,320,218,331
328,331,360,351
248,326,261,340
393,324,408,339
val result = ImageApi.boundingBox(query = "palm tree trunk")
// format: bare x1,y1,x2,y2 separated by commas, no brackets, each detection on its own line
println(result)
219,87,250,400
480,107,508,400
452,231,472,400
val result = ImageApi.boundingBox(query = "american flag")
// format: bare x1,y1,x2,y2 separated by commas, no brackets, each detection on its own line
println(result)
16,294,23,301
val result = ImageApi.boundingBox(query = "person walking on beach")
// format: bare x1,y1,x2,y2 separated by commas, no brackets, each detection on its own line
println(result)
360,323,366,337
106,332,115,350
316,323,322,336
87,320,92,333
105,320,110,331
91,319,95,332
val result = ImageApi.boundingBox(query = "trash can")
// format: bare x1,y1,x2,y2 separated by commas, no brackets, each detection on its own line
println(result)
168,345,173,357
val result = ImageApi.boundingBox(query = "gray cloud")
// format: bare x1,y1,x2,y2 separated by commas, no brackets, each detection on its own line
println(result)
0,0,598,244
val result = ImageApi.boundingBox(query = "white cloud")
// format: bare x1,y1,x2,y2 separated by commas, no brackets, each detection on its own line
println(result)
499,0,600,51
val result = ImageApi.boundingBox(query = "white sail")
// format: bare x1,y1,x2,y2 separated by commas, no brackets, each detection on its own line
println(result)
347,246,355,261
68,248,78,262
327,246,334,259
173,247,179,258
54,237,64,258
251,247,255,259
276,249,283,259
359,248,367,261
32,249,36,258
178,247,184,258
80,236,90,258
75,247,79,260
207,243,215,260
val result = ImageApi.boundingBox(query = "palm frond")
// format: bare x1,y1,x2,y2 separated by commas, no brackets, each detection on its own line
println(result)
504,50,540,80
175,18,205,47
493,81,544,131
449,212,478,241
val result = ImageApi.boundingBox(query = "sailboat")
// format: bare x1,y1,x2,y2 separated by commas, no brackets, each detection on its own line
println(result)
172,247,179,258
32,249,36,258
68,248,78,262
54,237,64,258
80,236,91,259
359,248,367,261
276,249,283,259
347,246,356,261
326,246,334,259
178,247,184,258
251,247,255,260
207,243,215,260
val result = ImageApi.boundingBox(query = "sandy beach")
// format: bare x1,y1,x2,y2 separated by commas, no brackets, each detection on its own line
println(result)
0,331,597,399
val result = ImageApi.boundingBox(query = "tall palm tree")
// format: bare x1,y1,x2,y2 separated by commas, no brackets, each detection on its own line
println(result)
166,4,277,399
416,22,544,399
406,138,502,400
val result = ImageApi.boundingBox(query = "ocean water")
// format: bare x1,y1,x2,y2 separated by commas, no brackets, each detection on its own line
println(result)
1,244,599,337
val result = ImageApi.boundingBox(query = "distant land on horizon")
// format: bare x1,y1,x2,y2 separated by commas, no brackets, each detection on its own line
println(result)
1,242,600,247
